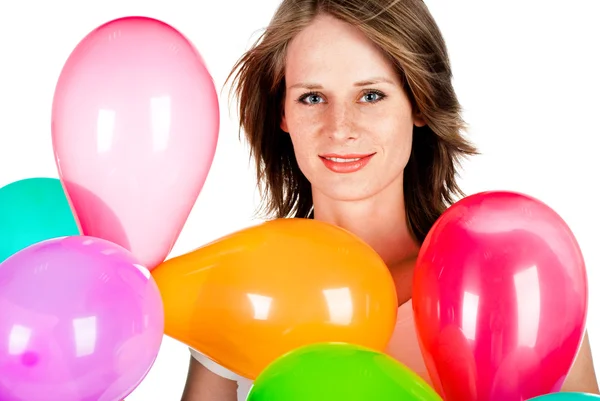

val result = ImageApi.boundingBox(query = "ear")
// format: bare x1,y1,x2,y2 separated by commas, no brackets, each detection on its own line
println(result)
280,110,289,133
413,110,426,128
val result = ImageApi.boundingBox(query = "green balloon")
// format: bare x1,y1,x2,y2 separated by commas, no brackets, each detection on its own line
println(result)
0,177,80,263
528,394,600,400
247,342,442,401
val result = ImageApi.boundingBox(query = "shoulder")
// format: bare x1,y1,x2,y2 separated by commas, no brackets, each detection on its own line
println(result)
561,330,599,393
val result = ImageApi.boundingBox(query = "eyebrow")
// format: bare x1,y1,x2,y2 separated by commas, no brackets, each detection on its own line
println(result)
288,77,396,90
354,77,396,87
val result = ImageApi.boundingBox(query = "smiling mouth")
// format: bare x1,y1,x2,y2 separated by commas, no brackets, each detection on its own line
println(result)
318,153,376,173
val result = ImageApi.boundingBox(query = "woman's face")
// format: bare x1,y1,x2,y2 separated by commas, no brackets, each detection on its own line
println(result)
281,13,424,203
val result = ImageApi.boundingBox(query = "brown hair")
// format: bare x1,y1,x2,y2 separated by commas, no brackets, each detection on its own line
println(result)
225,0,478,243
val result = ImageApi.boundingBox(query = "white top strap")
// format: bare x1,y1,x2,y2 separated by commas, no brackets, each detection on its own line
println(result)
189,348,253,401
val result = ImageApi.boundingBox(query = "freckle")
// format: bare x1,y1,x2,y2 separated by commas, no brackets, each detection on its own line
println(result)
21,351,39,366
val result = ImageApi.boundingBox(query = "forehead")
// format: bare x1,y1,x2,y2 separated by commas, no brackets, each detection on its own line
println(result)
284,14,399,86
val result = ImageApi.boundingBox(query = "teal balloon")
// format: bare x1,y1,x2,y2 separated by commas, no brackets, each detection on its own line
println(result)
0,177,80,262
529,393,600,400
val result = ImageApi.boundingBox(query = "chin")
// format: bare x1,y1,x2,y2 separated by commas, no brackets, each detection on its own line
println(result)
310,169,405,204
314,182,381,203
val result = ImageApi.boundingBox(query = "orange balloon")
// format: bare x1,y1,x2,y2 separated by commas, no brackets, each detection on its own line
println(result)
151,218,398,379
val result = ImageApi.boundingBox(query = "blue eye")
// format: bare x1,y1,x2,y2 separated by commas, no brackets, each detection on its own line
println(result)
298,92,324,105
360,90,386,103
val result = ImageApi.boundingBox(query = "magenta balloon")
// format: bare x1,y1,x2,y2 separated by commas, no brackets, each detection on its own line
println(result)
413,191,588,400
0,236,164,401
51,16,220,270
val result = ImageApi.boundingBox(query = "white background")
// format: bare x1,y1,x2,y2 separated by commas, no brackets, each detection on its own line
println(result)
0,0,599,399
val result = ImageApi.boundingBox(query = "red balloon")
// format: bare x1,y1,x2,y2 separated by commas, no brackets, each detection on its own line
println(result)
413,191,588,401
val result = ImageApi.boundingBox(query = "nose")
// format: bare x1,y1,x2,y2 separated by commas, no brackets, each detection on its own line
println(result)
323,102,357,141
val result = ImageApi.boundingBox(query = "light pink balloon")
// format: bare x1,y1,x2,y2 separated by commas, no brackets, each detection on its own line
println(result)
51,16,219,270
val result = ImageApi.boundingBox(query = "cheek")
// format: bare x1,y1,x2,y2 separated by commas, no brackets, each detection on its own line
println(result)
286,108,321,137
377,113,414,148
287,128,319,181
285,106,322,169
390,137,413,171
288,130,318,172
375,115,414,173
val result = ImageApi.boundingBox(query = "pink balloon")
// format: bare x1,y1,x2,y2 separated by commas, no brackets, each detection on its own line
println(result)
0,236,164,401
51,16,219,270
412,191,588,401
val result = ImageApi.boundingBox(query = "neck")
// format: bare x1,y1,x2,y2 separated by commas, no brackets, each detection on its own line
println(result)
312,181,419,305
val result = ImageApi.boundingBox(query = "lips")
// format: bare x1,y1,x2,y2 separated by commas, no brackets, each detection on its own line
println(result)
318,153,375,174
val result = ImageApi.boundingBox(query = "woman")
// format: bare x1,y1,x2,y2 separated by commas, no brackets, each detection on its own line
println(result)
181,0,598,399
